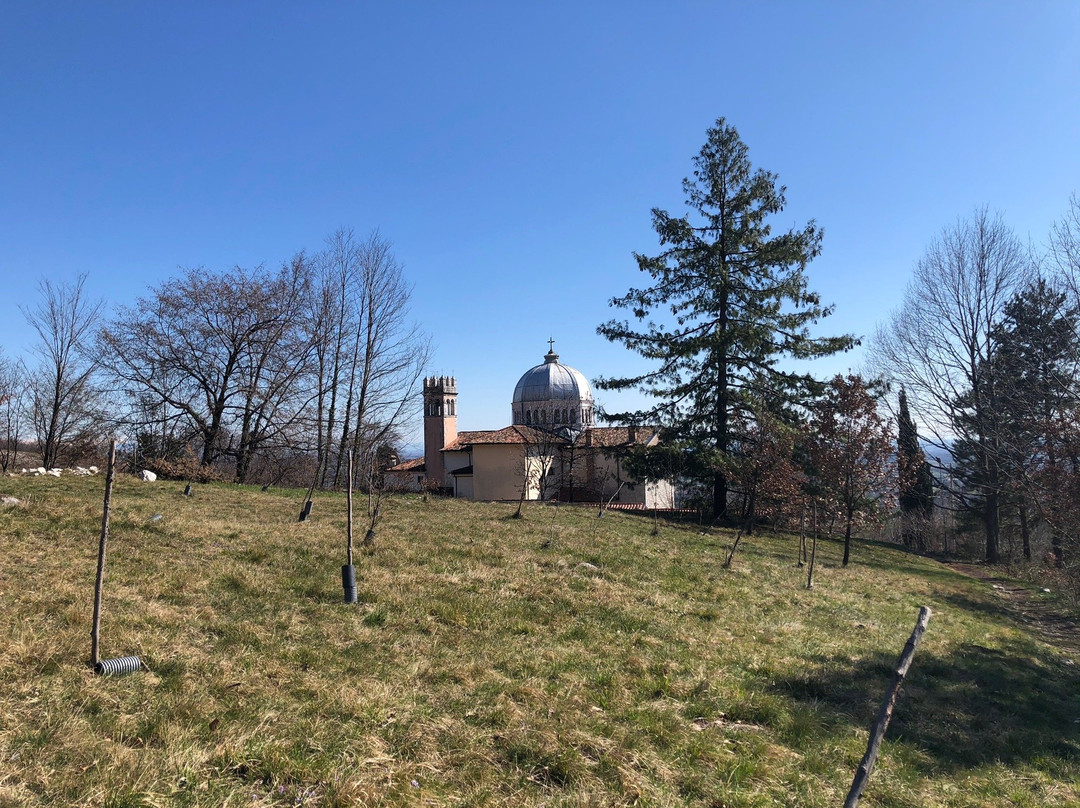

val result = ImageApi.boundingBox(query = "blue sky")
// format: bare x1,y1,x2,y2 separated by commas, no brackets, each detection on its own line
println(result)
2,2,1079,446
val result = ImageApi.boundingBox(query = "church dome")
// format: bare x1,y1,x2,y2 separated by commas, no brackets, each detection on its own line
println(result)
511,346,595,429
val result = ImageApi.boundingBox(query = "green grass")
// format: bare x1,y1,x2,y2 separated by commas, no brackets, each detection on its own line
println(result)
1,474,1078,806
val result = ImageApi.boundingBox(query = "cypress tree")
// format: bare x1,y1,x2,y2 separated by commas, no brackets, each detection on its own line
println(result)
896,387,934,549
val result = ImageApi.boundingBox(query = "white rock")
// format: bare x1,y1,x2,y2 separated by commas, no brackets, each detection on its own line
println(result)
46,469,62,477
1,496,19,505
138,469,157,482
35,467,46,475
89,466,99,474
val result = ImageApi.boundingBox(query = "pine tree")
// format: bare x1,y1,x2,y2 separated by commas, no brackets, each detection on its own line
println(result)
596,118,855,518
991,278,1080,563
896,387,934,550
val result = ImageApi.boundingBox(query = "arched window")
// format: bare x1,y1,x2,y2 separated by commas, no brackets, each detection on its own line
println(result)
554,409,562,424
525,410,531,425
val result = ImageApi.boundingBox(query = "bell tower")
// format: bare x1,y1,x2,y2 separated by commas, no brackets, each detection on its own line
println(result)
423,376,458,488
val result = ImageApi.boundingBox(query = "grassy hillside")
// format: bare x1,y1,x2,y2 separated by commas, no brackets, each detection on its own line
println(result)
0,474,1077,807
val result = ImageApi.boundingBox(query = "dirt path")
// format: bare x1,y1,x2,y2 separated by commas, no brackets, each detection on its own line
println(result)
948,562,1080,657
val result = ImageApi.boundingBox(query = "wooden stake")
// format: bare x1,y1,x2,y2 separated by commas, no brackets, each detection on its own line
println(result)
798,503,807,566
844,607,932,808
722,528,744,569
346,449,354,567
806,500,818,589
90,440,117,667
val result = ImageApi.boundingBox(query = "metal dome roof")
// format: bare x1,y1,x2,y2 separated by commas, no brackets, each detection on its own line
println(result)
512,349,594,405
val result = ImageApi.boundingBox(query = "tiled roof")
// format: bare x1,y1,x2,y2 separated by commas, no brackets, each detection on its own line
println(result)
442,426,658,450
384,457,425,473
442,426,540,450
583,426,659,448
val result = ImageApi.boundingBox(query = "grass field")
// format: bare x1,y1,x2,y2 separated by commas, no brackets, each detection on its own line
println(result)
1,473,1078,807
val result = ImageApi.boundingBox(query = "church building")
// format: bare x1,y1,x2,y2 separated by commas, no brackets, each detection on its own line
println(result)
385,345,674,507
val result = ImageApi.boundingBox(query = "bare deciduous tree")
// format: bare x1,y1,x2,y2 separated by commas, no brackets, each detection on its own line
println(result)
871,209,1030,563
312,230,430,489
99,229,429,487
99,261,318,481
809,374,895,566
228,256,317,483
0,351,27,472
22,274,104,469
1050,193,1080,302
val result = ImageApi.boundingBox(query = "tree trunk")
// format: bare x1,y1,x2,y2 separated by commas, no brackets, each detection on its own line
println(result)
844,607,932,808
1019,502,1031,561
843,509,853,567
798,505,807,566
984,487,1001,564
712,473,727,520
711,280,730,520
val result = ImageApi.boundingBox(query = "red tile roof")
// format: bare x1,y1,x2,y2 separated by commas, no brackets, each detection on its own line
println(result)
441,425,658,451
583,426,660,448
384,457,425,473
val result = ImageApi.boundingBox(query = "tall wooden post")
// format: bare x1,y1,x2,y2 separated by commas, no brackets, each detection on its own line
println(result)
346,449,354,567
90,440,117,667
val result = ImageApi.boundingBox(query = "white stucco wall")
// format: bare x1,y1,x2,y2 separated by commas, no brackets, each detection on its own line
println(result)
443,450,472,482
383,470,424,492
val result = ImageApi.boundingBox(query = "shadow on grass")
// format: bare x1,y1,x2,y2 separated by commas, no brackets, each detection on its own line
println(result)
839,538,972,584
771,642,1080,774
939,591,1021,627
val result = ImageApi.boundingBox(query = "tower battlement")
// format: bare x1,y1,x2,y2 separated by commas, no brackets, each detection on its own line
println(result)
424,375,457,393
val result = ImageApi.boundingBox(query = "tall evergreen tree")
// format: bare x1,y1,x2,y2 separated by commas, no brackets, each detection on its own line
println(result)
992,278,1080,563
896,387,934,550
596,118,855,517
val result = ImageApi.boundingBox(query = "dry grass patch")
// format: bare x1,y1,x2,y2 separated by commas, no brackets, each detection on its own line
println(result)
0,475,1078,806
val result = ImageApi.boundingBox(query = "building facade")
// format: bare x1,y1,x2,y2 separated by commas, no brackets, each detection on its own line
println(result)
385,347,674,507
